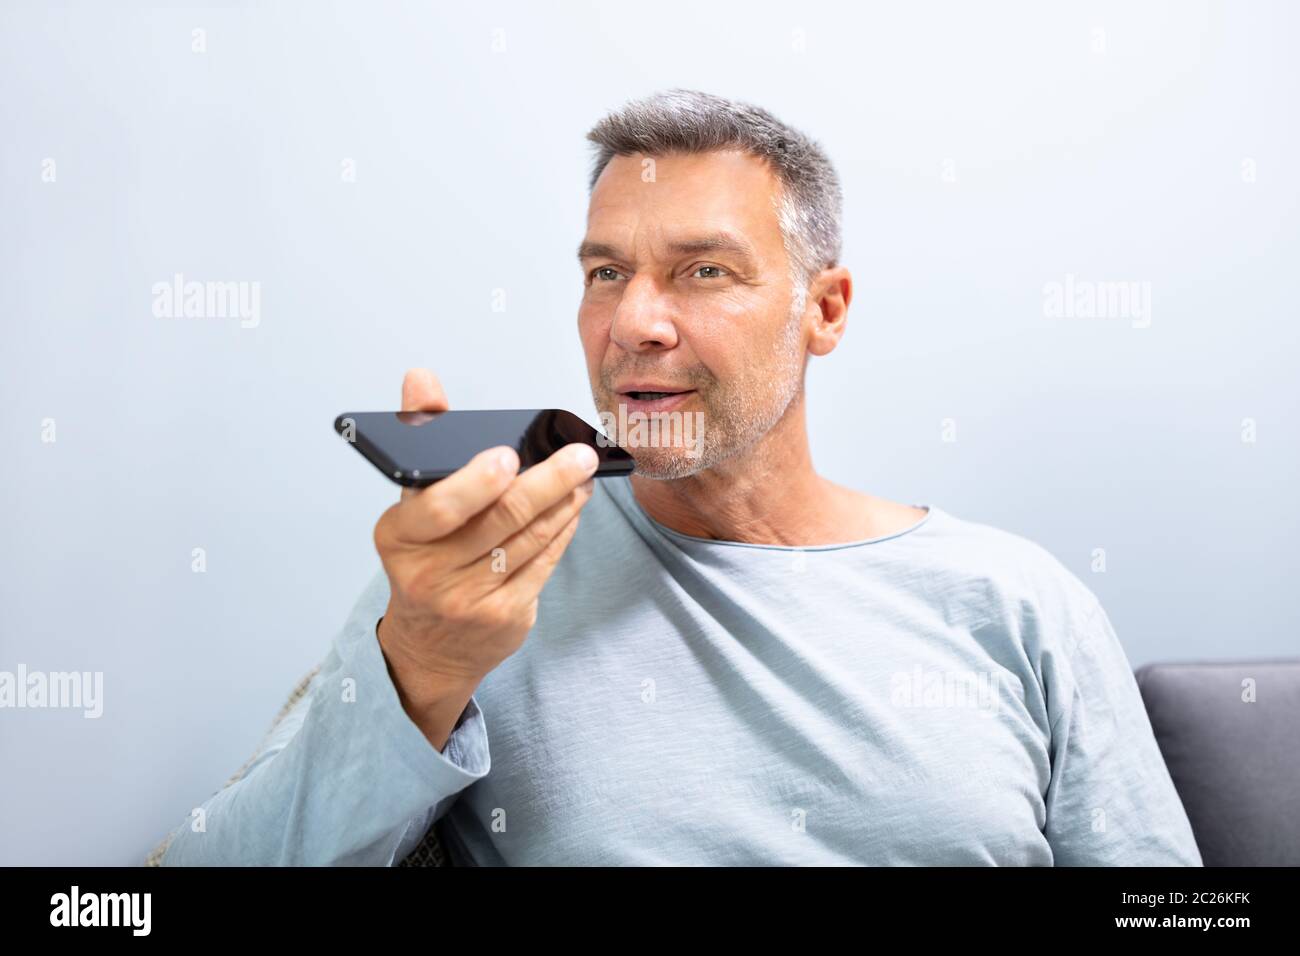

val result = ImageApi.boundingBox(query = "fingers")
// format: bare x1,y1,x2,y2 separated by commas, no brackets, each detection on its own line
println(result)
481,478,593,583
402,368,449,413
399,368,450,502
494,508,585,609
445,443,598,566
387,444,520,543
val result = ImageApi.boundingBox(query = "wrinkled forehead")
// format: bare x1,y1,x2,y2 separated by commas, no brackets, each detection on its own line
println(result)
584,149,787,262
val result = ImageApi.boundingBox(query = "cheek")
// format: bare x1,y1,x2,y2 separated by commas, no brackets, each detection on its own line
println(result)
680,294,752,350
681,284,764,327
576,306,610,368
697,299,793,389
578,286,620,329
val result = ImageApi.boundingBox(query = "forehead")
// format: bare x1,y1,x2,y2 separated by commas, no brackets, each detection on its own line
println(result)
584,149,785,255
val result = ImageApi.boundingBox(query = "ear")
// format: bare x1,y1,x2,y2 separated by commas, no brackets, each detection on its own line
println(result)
803,266,852,357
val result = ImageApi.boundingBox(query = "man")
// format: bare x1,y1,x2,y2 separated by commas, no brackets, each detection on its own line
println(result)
159,89,1201,865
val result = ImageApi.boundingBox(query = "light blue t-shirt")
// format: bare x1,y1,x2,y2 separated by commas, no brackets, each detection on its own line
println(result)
160,475,1202,866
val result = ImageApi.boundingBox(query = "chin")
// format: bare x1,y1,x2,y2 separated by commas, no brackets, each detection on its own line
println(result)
627,449,707,481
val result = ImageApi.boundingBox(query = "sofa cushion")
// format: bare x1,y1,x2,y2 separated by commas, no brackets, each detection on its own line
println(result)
1135,659,1300,866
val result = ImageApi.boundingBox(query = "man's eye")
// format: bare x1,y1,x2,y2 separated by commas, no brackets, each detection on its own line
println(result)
692,265,727,279
590,266,621,282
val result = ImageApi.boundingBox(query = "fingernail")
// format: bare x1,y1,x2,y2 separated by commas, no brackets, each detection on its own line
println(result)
495,448,517,474
573,444,599,473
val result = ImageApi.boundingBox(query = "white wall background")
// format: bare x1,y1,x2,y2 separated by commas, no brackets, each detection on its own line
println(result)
1,0,1296,865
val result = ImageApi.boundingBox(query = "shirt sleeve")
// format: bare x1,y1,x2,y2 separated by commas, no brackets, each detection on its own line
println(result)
1039,594,1203,865
159,569,491,866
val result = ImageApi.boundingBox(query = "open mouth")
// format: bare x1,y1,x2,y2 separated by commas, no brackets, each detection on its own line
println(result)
619,389,696,410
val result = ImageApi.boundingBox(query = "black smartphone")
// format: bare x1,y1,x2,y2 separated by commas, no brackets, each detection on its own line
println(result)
333,409,635,488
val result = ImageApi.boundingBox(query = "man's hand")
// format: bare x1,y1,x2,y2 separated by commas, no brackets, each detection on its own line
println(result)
373,369,599,752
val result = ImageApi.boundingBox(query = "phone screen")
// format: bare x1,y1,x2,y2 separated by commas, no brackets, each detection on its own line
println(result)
334,409,635,487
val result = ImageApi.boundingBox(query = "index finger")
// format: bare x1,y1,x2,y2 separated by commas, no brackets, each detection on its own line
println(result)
446,442,599,564
391,444,521,542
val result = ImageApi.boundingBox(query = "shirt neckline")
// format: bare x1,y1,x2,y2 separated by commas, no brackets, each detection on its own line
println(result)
603,475,939,553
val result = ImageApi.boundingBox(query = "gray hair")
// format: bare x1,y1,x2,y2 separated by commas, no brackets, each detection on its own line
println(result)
585,89,843,313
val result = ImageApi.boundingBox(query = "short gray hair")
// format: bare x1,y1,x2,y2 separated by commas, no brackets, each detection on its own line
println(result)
585,89,843,310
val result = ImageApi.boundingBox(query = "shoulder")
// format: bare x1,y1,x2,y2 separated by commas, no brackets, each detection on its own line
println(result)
914,508,1105,649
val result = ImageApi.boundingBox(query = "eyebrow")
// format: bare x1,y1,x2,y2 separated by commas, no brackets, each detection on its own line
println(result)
576,232,760,269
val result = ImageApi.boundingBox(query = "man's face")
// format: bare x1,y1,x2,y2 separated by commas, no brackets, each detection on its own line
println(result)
578,149,808,480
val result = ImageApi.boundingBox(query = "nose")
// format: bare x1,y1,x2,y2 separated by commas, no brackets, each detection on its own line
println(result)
609,273,679,353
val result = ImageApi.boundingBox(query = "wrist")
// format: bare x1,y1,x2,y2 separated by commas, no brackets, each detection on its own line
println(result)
375,615,480,752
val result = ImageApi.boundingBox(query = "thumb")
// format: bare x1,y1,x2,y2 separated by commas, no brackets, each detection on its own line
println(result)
401,368,450,413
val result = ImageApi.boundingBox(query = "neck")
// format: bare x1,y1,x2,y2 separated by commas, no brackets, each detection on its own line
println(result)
627,390,847,546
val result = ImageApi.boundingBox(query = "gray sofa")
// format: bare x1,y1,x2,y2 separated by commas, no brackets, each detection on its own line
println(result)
1135,658,1300,866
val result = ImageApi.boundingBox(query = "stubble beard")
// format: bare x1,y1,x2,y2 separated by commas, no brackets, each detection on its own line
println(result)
591,299,807,481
